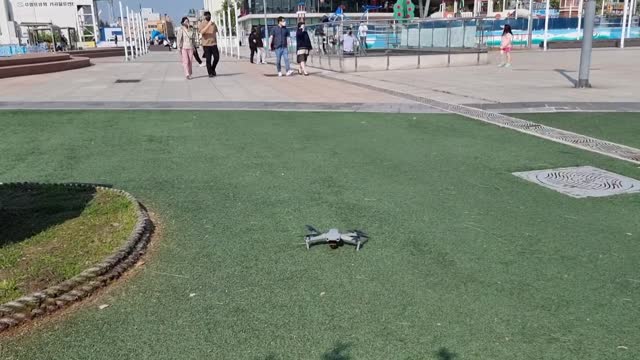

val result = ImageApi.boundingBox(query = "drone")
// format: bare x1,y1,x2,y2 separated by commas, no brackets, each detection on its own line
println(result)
304,225,369,251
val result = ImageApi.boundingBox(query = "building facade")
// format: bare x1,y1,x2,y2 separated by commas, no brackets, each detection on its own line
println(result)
236,0,393,35
0,0,98,46
1,0,20,44
204,0,224,13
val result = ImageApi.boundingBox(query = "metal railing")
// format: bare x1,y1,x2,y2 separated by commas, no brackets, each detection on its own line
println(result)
277,18,489,71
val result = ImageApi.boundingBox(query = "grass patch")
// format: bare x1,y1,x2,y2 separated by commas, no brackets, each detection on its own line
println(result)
0,186,138,303
517,112,640,149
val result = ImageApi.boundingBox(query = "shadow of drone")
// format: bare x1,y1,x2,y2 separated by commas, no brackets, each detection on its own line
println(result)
321,341,353,360
435,347,459,360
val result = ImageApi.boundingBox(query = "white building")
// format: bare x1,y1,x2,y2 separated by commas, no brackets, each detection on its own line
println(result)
203,0,224,13
0,0,99,47
141,7,159,22
0,0,20,44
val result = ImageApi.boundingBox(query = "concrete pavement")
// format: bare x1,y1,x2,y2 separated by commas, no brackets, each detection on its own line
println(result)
0,48,638,113
316,48,640,111
0,51,426,113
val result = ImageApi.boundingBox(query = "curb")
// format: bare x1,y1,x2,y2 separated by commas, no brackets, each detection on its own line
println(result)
0,182,153,332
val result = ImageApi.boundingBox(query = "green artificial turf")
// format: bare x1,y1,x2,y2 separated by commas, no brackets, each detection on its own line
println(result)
518,112,640,149
0,110,639,360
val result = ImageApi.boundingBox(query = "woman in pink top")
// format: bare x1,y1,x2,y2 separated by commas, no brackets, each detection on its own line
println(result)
499,24,513,68
176,17,195,79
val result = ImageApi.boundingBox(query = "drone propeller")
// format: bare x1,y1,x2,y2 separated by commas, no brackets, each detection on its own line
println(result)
305,225,321,235
347,230,368,238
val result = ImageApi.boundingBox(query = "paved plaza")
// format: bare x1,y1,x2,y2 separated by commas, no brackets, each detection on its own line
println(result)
0,47,639,113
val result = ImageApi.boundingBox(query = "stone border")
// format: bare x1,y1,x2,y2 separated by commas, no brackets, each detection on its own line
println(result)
0,182,153,332
0,101,440,114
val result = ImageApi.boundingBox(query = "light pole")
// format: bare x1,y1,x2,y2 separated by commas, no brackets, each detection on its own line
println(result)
543,0,550,50
621,0,629,48
119,1,128,61
577,0,596,87
263,0,269,57
527,0,533,47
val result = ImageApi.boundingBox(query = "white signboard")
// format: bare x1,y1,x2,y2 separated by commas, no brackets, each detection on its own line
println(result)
9,0,94,28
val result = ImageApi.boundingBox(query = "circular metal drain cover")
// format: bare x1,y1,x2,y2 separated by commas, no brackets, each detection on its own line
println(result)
513,166,640,198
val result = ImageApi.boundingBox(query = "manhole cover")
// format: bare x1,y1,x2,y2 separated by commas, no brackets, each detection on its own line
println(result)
114,79,141,83
513,166,640,198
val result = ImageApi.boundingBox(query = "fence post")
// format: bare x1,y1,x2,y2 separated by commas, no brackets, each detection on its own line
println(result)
447,20,451,66
417,21,421,69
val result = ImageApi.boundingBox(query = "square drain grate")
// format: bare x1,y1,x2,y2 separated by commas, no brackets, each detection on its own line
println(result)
115,79,141,83
513,166,640,198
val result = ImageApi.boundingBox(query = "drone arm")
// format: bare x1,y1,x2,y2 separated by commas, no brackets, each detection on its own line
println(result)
305,234,329,248
341,233,367,251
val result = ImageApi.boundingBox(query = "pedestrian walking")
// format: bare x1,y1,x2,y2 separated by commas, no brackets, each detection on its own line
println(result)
358,21,368,55
255,26,266,64
191,23,205,67
177,16,195,79
198,11,220,77
499,24,513,68
270,16,294,77
249,26,258,63
296,22,312,76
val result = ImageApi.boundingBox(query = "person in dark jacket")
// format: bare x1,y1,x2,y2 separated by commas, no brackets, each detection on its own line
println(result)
269,17,293,76
296,22,312,76
249,26,257,63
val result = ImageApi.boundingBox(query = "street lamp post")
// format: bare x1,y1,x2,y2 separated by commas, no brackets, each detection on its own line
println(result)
543,0,550,50
577,0,596,87
119,1,128,61
263,0,268,58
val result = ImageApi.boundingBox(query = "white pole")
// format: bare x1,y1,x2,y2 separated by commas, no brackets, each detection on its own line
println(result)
134,13,141,55
140,13,149,54
627,0,634,37
224,12,229,55
136,13,142,54
138,14,144,54
235,1,241,59
132,10,140,56
90,2,99,43
544,0,550,50
577,0,583,39
502,0,506,12
601,0,605,16
134,10,141,57
220,12,227,55
126,6,136,57
138,13,146,54
516,0,519,19
527,0,534,46
621,0,629,47
226,6,233,57
119,1,128,61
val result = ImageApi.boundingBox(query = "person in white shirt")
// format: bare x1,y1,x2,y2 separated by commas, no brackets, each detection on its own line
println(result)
343,31,355,54
357,22,368,54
